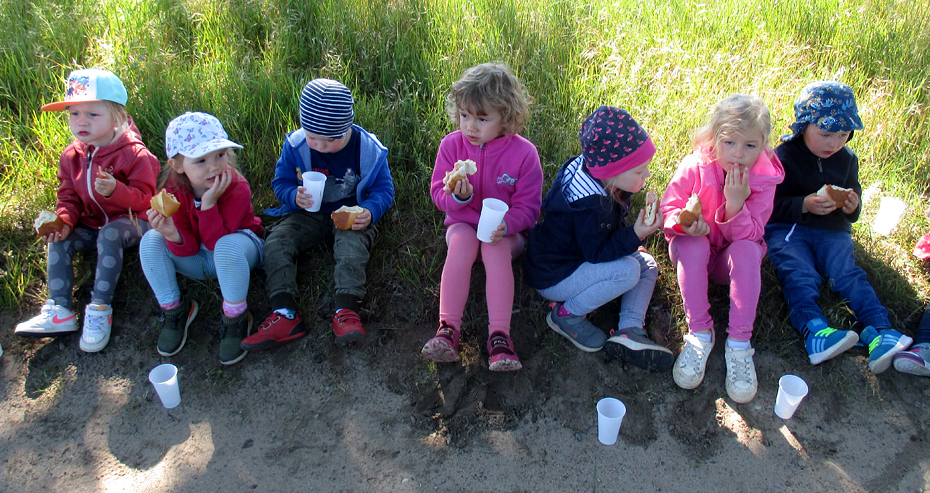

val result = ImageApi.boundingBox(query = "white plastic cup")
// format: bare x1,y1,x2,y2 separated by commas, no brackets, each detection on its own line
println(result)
476,198,509,243
873,197,906,236
301,171,327,212
596,397,626,445
149,364,181,409
774,374,809,419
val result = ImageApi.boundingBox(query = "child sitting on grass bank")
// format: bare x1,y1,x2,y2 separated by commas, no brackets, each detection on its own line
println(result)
662,94,784,403
15,68,159,353
523,106,672,372
140,112,264,365
420,62,543,371
242,78,394,350
764,81,911,373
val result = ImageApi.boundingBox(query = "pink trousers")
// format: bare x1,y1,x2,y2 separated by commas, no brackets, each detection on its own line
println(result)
668,235,763,341
439,222,524,337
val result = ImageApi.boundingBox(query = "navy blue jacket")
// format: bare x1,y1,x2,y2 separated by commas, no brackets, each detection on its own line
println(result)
524,156,642,289
768,135,861,233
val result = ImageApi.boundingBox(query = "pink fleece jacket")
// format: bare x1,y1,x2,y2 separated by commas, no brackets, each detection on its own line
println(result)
430,131,543,235
660,147,785,251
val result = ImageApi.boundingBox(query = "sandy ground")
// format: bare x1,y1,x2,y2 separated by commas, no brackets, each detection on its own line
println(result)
3,283,930,493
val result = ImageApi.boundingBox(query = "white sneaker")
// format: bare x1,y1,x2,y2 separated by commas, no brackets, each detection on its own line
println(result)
725,345,757,403
14,300,78,336
80,303,113,352
673,332,714,389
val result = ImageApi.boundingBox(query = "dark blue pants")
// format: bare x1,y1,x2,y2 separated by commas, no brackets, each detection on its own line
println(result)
764,223,891,334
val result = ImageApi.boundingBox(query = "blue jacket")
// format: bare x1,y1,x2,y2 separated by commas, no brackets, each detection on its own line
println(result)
524,155,642,290
264,125,394,223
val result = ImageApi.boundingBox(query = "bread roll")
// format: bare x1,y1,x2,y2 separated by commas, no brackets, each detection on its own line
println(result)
331,205,364,230
643,190,659,226
677,193,702,227
817,184,852,208
34,211,65,236
443,159,477,190
150,189,181,217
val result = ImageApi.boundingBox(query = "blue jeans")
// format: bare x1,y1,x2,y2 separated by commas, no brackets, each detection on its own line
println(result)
537,250,657,330
764,223,891,333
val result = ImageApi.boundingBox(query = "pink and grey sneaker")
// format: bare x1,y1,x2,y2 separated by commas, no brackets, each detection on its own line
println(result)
15,300,78,336
893,343,930,377
421,321,461,362
487,331,522,372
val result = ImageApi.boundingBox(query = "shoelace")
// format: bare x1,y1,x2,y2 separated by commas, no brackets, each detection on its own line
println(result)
867,333,882,353
679,338,709,370
813,327,838,338
336,310,360,325
727,351,755,383
84,312,107,334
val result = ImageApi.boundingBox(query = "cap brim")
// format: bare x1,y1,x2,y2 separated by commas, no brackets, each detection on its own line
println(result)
40,98,105,112
179,139,243,159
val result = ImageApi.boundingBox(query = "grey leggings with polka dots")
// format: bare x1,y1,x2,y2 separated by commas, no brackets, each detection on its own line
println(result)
47,217,149,309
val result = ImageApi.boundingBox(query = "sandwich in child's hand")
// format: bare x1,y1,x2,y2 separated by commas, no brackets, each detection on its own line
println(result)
676,193,702,227
331,205,364,230
643,191,659,226
150,189,181,217
443,159,477,190
817,184,852,208
34,211,64,236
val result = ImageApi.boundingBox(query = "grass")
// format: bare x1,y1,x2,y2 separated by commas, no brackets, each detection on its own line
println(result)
1,0,929,352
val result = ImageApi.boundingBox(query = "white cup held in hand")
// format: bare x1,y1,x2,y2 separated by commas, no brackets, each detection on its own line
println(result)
149,363,181,409
873,196,906,235
596,397,626,445
301,171,327,212
477,198,508,243
774,374,809,419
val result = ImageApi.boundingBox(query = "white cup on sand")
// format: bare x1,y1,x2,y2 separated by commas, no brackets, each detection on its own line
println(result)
873,197,906,235
477,198,508,243
149,363,181,409
301,171,327,212
774,374,809,420
596,397,626,445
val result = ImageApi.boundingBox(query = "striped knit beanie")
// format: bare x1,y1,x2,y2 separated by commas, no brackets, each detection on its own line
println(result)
579,106,655,179
299,78,355,138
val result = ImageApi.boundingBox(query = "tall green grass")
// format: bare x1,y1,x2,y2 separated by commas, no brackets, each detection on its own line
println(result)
1,0,929,343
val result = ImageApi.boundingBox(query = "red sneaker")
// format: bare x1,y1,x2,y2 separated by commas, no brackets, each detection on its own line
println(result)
333,309,366,345
240,312,307,350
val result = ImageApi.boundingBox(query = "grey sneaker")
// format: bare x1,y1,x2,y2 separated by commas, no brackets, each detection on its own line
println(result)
157,298,199,357
893,343,930,377
546,303,606,352
605,327,674,372
724,345,757,403
220,311,251,365
673,332,714,389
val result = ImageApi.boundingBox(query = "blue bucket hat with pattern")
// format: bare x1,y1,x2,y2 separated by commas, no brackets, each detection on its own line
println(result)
782,81,863,142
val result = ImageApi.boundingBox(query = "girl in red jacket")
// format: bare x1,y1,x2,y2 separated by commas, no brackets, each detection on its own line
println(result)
15,69,159,353
140,112,264,366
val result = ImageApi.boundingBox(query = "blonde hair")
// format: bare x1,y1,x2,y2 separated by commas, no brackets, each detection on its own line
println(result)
445,62,532,135
158,148,240,193
693,94,772,159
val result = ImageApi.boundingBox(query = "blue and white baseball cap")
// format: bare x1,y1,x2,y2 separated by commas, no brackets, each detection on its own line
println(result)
41,68,128,112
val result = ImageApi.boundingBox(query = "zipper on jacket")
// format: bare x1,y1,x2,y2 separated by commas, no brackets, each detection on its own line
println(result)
84,147,110,226
817,157,822,174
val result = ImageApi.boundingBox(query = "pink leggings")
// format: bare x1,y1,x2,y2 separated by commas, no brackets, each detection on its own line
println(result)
668,235,763,341
439,222,524,337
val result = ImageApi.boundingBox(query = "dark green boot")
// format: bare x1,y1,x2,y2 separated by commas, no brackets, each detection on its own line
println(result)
219,311,251,365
